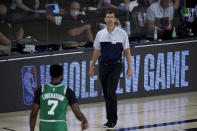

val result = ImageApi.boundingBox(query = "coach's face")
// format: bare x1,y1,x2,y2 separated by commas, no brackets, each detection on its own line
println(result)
104,13,116,26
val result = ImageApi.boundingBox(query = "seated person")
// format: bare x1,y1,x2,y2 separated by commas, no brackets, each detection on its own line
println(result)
97,0,122,10
147,0,158,5
146,0,174,39
128,1,147,38
193,3,197,19
173,0,180,10
13,0,46,21
119,0,137,12
0,0,13,10
190,4,197,35
0,4,24,55
47,1,93,42
120,0,130,11
172,0,181,28
16,0,40,12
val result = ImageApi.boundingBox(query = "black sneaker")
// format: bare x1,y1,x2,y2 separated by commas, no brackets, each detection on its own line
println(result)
106,122,116,129
102,122,116,129
102,122,109,128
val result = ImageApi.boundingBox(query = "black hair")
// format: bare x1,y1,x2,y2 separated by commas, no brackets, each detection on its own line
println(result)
50,64,63,77
69,0,80,6
105,10,116,18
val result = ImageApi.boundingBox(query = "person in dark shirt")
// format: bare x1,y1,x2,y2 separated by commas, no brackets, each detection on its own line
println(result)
0,4,24,55
16,0,40,12
29,64,88,131
89,10,132,129
97,0,122,10
47,1,93,42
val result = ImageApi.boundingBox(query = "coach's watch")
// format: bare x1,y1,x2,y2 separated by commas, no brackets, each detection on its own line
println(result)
128,65,132,68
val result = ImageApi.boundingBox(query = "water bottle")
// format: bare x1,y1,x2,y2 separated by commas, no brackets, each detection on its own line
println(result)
59,44,63,51
189,28,194,36
125,21,131,35
153,28,158,41
172,27,176,38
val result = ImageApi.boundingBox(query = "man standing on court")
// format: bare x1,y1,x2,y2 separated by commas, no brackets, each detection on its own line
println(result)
30,64,88,131
89,10,132,129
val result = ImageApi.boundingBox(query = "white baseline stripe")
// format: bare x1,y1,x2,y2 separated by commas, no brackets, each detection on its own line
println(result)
0,60,7,62
0,51,84,62
134,40,197,48
40,119,66,122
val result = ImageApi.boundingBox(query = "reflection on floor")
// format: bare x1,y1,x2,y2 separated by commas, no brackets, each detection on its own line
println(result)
0,91,197,131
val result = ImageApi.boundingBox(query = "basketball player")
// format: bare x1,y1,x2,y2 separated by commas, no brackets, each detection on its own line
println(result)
29,64,88,131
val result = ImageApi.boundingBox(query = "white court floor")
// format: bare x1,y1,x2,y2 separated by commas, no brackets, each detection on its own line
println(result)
0,91,197,131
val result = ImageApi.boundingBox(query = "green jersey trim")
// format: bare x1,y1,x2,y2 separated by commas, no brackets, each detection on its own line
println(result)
42,83,67,95
47,83,63,88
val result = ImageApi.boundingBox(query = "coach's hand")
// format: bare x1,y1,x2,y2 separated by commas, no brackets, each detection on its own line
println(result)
89,67,94,78
127,67,132,78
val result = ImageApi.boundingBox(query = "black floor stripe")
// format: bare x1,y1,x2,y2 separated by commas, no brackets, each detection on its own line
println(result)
115,119,197,131
184,128,197,131
2,128,16,131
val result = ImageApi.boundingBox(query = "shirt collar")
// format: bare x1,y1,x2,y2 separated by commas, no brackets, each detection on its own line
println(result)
106,26,117,35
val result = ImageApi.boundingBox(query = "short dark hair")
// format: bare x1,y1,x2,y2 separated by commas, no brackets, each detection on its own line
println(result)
50,64,63,77
105,10,116,18
69,1,80,7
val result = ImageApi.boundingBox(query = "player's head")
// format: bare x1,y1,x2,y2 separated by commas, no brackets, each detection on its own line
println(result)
105,10,116,18
0,4,7,14
50,64,63,81
69,1,80,18
104,10,117,26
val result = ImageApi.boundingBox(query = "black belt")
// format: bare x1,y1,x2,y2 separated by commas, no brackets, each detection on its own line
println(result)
99,60,122,65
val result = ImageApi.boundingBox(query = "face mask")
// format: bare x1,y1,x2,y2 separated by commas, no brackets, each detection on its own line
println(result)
70,10,79,17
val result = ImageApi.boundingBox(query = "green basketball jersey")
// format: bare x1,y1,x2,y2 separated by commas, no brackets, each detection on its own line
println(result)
40,83,68,131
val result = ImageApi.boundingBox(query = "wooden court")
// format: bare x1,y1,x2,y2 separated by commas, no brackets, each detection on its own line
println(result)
0,91,197,131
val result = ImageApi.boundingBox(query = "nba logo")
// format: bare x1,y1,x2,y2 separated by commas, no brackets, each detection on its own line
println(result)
22,66,37,106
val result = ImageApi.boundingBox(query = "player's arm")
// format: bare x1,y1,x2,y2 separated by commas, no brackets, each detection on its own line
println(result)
89,49,100,77
34,0,40,10
68,24,91,36
66,88,88,130
29,87,41,131
71,103,88,130
30,103,39,131
104,2,119,10
16,0,34,12
89,31,101,77
0,32,12,45
125,48,132,77
123,32,132,78
16,27,24,41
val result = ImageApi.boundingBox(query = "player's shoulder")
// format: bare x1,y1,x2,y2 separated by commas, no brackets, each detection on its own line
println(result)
37,85,42,91
66,87,74,94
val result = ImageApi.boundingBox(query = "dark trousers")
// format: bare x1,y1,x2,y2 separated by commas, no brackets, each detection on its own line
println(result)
98,62,122,124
